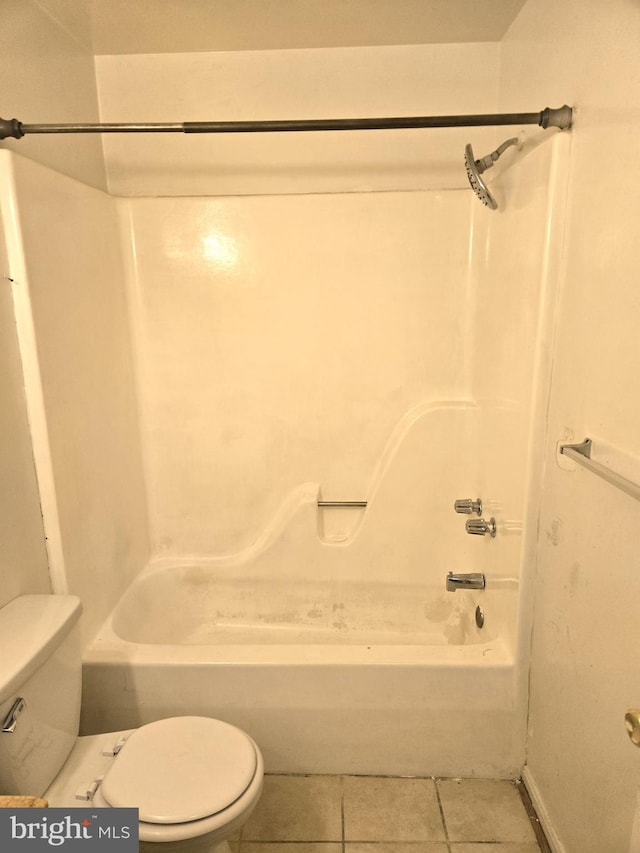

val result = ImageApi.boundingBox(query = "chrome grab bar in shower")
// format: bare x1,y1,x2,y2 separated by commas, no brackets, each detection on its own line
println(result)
317,501,367,508
559,438,640,502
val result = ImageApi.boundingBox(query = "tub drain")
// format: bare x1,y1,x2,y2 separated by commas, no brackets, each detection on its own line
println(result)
475,605,485,629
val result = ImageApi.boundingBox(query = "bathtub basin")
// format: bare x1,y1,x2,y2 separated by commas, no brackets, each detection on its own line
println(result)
82,564,523,777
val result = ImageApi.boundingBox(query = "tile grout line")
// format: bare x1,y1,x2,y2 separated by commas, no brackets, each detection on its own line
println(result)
247,773,542,850
434,777,452,853
340,774,346,853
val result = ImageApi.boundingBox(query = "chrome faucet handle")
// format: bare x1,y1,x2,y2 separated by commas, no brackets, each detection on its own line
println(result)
454,498,482,516
465,517,496,537
2,697,26,733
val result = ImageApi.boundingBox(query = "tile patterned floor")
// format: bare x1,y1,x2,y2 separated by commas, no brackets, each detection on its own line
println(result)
233,775,543,853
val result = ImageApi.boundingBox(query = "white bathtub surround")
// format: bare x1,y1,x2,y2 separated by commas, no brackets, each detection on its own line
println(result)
0,152,150,644
121,190,478,559
0,166,50,607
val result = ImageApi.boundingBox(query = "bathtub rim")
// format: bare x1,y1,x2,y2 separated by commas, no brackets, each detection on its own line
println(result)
87,566,510,664
85,616,513,667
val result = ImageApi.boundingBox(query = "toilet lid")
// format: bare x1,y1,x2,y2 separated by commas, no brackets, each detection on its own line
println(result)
100,717,257,824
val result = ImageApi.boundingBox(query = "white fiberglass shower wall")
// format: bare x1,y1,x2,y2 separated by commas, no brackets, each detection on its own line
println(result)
98,44,502,564
93,44,565,645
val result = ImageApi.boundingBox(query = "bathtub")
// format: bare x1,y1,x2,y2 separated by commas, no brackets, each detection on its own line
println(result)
82,563,523,778
81,402,524,776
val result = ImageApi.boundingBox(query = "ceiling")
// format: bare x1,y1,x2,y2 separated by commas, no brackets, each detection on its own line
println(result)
37,0,528,55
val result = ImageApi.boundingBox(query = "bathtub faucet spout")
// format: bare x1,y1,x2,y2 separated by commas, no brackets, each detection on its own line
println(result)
446,572,486,592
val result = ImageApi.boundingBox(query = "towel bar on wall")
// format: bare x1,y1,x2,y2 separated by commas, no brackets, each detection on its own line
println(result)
559,437,640,502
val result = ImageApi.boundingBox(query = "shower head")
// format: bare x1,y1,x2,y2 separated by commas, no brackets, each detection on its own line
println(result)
464,144,497,210
464,137,519,210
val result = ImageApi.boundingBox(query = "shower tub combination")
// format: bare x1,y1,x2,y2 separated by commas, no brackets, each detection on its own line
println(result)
2,98,570,778
81,402,523,778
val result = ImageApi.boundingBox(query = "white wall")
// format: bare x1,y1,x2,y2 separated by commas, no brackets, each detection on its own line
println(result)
98,41,501,563
0,183,50,607
122,189,476,559
0,0,106,191
96,44,499,196
0,0,107,613
2,152,150,646
500,1,640,850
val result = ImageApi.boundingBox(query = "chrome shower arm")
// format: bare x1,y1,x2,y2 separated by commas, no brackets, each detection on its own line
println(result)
474,137,519,174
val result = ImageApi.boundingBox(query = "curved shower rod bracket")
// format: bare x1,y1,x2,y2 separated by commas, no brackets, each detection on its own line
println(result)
0,105,572,140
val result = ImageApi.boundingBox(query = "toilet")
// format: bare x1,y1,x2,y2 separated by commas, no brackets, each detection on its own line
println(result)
0,595,263,852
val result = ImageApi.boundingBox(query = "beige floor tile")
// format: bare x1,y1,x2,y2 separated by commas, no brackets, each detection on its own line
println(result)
450,845,541,853
346,845,449,853
242,775,343,841
343,776,446,842
242,845,342,853
438,779,537,844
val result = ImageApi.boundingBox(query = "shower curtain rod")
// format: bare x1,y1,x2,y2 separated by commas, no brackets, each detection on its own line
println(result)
0,105,572,139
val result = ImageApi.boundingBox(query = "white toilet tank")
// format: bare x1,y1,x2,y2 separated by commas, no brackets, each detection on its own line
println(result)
0,595,83,796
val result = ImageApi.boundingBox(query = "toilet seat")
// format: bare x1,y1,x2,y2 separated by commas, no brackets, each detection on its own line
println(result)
98,716,259,834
